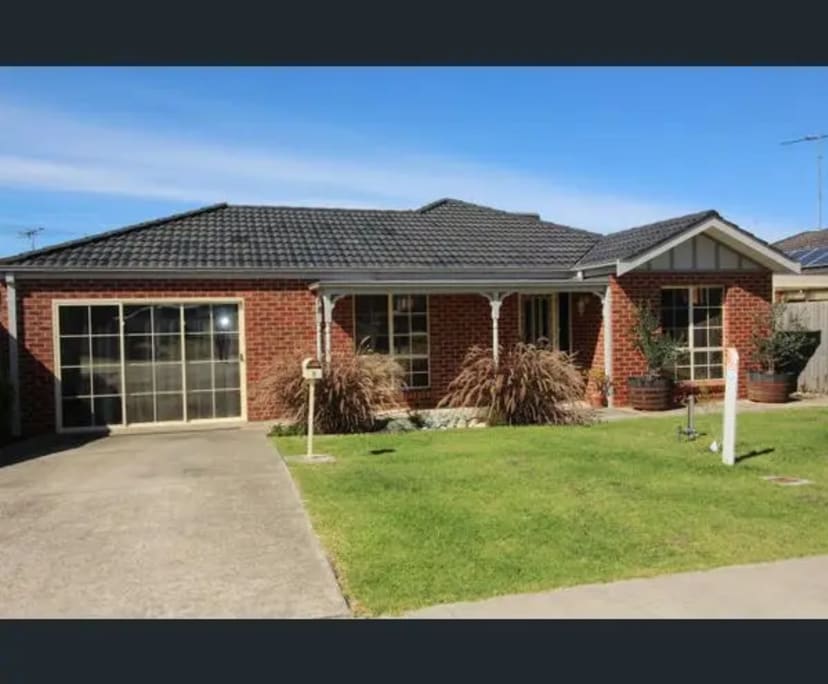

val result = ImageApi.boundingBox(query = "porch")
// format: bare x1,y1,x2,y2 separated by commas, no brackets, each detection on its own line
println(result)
311,279,613,408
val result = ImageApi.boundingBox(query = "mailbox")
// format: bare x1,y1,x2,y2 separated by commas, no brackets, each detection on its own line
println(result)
302,357,323,381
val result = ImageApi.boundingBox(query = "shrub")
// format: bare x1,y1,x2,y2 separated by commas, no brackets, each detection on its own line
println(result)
255,351,405,434
438,343,589,426
630,300,681,380
750,302,815,375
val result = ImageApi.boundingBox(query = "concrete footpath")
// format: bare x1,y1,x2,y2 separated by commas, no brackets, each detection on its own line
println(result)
408,555,828,618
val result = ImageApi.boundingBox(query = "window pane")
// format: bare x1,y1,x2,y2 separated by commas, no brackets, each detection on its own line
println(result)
185,334,212,361
212,304,238,332
709,328,723,347
393,336,411,355
674,307,689,328
184,305,211,333
676,366,691,381
63,398,92,428
412,358,429,374
60,337,89,367
707,309,722,327
155,334,182,362
707,288,723,307
94,397,123,426
677,351,691,366
126,395,154,424
155,363,183,392
693,306,709,327
709,365,724,379
693,328,707,347
213,333,239,361
91,306,120,335
93,367,121,395
61,367,91,397
156,393,184,422
710,350,723,365
153,305,181,334
125,335,152,362
214,390,241,418
660,290,676,307
124,305,152,334
125,363,153,394
92,335,121,365
393,295,413,314
187,391,213,419
186,362,213,391
411,334,428,355
355,295,389,354
410,373,429,388
214,361,240,390
694,351,709,366
695,366,710,381
411,314,427,333
396,357,411,374
393,314,410,334
59,306,89,335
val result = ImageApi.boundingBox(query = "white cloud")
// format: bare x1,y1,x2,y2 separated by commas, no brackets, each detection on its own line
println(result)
0,99,794,237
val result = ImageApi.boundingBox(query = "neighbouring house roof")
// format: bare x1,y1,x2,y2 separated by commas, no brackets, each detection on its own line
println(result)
0,197,796,277
774,229,828,272
774,228,828,252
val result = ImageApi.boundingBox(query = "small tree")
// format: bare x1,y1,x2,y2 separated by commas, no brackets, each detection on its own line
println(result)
750,302,813,375
630,300,681,380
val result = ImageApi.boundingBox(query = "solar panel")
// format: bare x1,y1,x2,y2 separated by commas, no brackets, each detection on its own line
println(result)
808,249,828,267
793,246,828,268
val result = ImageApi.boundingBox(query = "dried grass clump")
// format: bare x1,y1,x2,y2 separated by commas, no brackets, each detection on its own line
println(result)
438,343,589,425
255,351,404,434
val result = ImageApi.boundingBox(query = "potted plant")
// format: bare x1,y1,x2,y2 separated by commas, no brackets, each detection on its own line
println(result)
585,368,611,408
628,300,682,411
747,302,815,403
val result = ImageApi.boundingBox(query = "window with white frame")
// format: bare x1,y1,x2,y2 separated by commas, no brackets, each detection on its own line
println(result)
660,286,724,381
354,294,429,388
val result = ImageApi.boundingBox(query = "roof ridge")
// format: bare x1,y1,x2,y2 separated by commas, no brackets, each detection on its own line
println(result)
417,197,540,219
0,203,229,265
228,203,413,214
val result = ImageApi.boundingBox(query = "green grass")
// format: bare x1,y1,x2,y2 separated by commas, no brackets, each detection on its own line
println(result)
275,407,828,616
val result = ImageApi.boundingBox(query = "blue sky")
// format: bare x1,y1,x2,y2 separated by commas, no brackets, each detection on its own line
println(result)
0,67,826,257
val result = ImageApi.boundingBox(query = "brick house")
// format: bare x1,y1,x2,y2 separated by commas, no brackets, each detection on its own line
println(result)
0,198,799,437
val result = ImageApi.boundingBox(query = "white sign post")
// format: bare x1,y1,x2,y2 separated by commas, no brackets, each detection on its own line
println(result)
721,347,739,466
301,357,323,459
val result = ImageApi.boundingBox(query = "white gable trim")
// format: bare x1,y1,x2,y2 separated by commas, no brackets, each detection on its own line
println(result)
616,217,801,276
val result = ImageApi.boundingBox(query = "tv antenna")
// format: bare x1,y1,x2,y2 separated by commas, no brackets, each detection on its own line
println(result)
18,227,44,250
781,133,828,230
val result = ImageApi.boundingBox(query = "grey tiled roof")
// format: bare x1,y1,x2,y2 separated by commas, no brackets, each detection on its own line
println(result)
576,210,719,266
0,199,601,272
0,198,760,275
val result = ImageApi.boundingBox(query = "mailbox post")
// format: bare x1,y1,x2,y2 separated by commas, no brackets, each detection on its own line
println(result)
302,357,323,458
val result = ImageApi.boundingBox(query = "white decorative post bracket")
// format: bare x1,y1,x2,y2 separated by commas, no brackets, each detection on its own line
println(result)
482,291,511,367
320,293,343,365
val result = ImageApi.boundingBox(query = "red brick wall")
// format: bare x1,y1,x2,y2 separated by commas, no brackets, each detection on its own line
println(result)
610,271,773,406
13,279,318,435
570,292,604,380
327,292,520,409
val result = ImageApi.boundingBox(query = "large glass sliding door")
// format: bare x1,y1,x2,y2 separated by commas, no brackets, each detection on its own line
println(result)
56,301,243,430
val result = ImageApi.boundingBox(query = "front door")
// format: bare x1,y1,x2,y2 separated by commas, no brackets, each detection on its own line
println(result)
520,293,571,351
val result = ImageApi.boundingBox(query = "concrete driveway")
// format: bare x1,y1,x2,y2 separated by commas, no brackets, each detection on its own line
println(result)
0,427,348,618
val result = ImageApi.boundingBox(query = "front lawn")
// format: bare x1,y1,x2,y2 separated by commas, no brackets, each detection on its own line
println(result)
275,407,828,616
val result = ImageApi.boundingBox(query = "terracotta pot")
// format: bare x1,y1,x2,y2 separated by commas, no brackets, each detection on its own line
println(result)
628,376,673,411
747,371,796,403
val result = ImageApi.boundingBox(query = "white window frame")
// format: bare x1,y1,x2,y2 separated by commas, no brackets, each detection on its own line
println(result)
660,285,726,382
352,294,430,390
52,297,247,434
